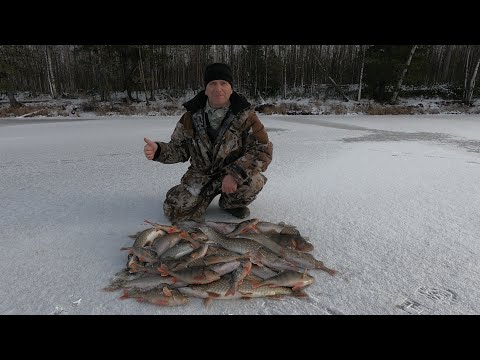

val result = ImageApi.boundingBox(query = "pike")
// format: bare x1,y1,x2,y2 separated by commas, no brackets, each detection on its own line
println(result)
205,246,242,256
250,270,315,291
117,216,337,306
198,226,263,257
179,276,308,306
203,247,249,264
234,233,284,254
237,277,309,299
179,250,247,268
202,253,248,266
104,272,186,291
254,221,300,236
120,286,189,306
275,247,336,275
238,233,336,275
254,247,303,272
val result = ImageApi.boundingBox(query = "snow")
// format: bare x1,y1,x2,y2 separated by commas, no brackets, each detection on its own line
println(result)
1,113,479,315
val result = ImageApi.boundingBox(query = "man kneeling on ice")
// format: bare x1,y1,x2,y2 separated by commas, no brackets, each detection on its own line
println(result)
143,63,273,223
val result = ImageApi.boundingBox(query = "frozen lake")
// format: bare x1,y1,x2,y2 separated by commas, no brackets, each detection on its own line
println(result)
1,113,479,315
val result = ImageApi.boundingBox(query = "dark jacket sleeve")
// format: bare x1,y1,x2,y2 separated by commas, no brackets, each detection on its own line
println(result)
153,113,191,164
224,111,273,184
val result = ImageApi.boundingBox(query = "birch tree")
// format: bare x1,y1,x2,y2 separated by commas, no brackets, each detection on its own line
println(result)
464,47,480,106
358,45,366,101
462,46,471,102
148,45,156,101
138,46,149,105
264,45,268,93
391,45,417,104
45,45,57,98
466,56,480,105
281,45,287,99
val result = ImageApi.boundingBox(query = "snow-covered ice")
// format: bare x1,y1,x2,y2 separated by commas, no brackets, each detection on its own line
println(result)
1,113,479,315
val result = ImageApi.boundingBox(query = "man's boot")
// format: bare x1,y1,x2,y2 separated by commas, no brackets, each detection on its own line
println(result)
225,206,250,219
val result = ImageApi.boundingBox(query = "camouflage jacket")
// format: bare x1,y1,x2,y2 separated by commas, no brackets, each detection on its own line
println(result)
153,91,273,191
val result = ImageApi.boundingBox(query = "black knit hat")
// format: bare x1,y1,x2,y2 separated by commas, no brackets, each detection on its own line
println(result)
204,63,233,88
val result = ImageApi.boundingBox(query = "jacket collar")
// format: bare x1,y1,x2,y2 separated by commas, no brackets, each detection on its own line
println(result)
183,91,251,115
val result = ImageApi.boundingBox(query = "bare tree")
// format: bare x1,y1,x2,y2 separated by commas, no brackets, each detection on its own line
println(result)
462,46,472,102
138,47,149,106
44,45,57,98
312,53,350,102
148,46,156,101
391,45,418,104
0,46,23,107
1,44,480,103
466,55,480,106
293,45,298,88
358,45,366,101
254,46,258,96
281,45,287,99
264,45,268,93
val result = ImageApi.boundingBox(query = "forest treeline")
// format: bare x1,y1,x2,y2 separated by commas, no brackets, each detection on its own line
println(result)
1,45,479,107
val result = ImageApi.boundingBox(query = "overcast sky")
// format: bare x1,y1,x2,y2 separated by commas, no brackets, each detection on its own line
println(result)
1,112,479,315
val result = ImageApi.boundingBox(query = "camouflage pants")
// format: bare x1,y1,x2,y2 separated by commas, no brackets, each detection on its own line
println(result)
163,172,267,223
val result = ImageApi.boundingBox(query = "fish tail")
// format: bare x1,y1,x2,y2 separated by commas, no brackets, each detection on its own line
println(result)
119,290,131,300
317,262,337,276
292,290,309,298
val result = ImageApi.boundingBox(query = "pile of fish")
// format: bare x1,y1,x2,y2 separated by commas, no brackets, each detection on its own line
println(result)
104,218,337,307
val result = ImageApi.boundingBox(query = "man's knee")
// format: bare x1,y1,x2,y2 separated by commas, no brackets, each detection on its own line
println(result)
163,184,208,222
253,173,267,189
219,173,267,208
164,184,182,207
164,185,190,214
243,173,267,194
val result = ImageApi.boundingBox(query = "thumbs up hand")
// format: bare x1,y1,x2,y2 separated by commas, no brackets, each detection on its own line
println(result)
144,137,158,160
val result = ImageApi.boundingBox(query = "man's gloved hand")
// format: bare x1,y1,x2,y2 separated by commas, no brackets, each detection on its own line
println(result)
144,137,158,160
221,174,238,194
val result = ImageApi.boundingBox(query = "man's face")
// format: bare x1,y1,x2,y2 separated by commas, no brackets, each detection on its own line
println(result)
205,80,233,108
